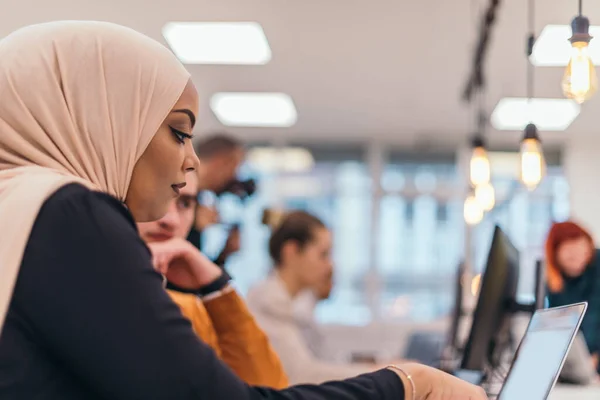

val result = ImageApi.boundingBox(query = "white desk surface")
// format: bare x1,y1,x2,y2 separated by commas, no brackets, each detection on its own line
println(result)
549,384,600,400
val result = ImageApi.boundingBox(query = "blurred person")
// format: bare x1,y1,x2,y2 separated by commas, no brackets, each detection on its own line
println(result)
137,172,288,388
247,211,411,384
187,134,245,265
292,269,333,357
195,134,245,194
546,221,600,374
0,20,488,400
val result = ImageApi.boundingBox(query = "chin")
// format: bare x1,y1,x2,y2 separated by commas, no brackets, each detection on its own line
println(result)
130,202,170,223
564,267,586,278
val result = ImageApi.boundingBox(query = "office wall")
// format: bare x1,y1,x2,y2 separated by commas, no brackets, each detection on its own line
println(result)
564,137,600,244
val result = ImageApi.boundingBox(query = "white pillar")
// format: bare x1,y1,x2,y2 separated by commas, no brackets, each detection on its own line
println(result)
270,136,287,209
564,134,600,245
365,141,384,322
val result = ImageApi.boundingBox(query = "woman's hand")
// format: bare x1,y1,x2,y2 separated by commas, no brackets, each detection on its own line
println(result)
147,238,222,290
388,363,488,400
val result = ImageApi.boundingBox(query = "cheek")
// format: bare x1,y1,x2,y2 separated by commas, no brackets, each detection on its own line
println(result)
558,247,587,273
558,250,574,266
136,222,152,238
306,253,328,279
146,131,184,185
158,136,183,170
126,130,184,221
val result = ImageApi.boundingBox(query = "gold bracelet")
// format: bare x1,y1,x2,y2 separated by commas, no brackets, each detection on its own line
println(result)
387,365,417,400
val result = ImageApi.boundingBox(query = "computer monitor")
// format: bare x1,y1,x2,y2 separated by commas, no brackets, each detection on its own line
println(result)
460,225,520,372
447,259,542,358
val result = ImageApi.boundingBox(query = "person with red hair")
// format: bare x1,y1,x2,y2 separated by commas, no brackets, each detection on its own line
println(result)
546,221,600,374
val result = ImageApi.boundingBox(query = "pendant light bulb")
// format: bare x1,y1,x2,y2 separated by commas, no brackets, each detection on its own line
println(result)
469,136,490,186
562,16,597,104
519,123,546,191
475,182,495,212
464,192,484,226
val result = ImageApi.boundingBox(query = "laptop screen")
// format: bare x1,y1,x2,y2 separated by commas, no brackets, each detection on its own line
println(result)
498,303,587,400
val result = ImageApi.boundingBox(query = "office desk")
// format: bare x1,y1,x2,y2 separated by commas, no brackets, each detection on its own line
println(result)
549,384,600,399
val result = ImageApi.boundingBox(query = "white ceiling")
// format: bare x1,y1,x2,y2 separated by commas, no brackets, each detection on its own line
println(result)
2,0,600,149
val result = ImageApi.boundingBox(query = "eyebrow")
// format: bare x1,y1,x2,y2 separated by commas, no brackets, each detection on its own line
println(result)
173,109,196,128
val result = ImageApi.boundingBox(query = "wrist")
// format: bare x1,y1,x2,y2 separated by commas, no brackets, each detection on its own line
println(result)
388,363,430,400
166,270,231,295
198,262,223,285
202,284,234,302
198,270,231,297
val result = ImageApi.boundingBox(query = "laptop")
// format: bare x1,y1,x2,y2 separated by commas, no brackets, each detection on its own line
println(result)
559,332,598,385
496,302,588,400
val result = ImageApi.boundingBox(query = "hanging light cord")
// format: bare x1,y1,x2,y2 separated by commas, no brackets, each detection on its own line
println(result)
526,0,535,113
469,0,479,136
579,0,583,16
478,93,486,135
461,0,503,102
474,0,487,138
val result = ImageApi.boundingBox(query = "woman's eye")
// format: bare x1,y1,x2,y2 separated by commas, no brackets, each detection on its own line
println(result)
178,198,191,209
169,127,192,144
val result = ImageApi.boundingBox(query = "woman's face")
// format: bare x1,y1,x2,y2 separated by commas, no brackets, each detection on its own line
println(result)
292,227,334,290
556,236,593,278
126,80,199,222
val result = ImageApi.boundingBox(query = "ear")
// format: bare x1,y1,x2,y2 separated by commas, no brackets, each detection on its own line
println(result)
207,154,226,168
280,240,301,262
224,153,242,170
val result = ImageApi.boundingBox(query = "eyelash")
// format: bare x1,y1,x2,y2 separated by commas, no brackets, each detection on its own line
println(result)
169,126,193,144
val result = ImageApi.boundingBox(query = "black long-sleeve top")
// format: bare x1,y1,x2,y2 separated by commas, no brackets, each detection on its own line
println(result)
0,184,405,400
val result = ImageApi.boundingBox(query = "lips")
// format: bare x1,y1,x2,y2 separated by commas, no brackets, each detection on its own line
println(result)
171,182,186,195
148,232,173,242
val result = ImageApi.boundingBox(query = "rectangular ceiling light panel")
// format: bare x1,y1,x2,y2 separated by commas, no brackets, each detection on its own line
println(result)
211,92,298,127
491,97,580,131
163,22,272,65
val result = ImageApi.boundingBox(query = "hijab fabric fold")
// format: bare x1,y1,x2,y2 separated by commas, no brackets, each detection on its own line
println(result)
0,21,190,333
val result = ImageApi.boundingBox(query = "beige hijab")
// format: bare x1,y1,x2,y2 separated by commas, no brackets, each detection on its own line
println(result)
0,21,190,333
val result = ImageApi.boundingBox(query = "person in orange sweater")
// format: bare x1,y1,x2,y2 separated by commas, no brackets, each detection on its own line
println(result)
137,171,288,389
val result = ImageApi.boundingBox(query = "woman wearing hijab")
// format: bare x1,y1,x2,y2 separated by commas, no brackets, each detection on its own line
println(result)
0,21,487,400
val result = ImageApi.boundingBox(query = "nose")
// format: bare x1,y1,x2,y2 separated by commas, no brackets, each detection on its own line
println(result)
183,140,199,173
158,201,180,230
